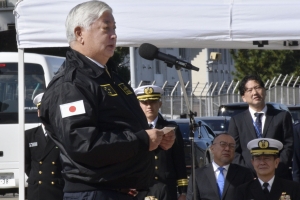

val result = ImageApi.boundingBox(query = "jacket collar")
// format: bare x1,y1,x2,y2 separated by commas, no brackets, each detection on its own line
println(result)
66,49,106,78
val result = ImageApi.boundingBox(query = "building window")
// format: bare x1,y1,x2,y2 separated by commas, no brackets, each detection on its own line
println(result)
156,60,161,74
179,48,186,60
218,49,222,64
223,49,227,64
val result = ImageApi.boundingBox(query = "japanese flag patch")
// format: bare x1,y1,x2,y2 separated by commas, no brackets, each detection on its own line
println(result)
60,100,86,118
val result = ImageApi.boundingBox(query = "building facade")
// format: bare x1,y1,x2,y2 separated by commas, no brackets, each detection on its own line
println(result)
132,47,236,96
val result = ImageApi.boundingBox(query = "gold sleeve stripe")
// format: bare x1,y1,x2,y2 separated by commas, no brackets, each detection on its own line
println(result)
177,179,188,186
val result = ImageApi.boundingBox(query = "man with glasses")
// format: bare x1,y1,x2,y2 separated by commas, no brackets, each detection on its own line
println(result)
228,74,293,180
236,138,300,200
186,133,253,200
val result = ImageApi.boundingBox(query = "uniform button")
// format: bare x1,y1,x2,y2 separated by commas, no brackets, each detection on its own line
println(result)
39,171,42,174
155,166,158,170
51,181,55,185
154,177,158,180
155,156,158,160
51,172,55,175
56,146,58,148
38,181,42,184
39,161,42,164
52,162,55,165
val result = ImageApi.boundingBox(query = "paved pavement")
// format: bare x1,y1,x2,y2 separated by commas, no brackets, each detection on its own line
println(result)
0,193,19,200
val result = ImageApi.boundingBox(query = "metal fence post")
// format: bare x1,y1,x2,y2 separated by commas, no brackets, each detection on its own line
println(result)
181,81,190,114
274,74,282,103
293,77,300,105
268,77,277,102
287,75,294,105
200,83,208,117
171,81,179,119
232,81,239,103
191,82,199,115
205,83,213,116
226,80,234,104
210,82,218,116
218,81,226,109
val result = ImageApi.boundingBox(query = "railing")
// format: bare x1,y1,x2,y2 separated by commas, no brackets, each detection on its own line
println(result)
136,74,300,119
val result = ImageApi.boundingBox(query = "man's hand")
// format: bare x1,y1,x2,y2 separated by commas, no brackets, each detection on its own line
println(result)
146,129,164,151
178,194,186,200
159,130,176,150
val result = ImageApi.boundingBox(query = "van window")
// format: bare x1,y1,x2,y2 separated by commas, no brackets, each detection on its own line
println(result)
0,63,45,124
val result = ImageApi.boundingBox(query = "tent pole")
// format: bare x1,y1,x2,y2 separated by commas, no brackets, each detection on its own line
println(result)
18,48,25,200
130,47,136,89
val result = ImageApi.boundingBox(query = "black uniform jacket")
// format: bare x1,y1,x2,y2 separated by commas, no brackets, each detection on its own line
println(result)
153,114,187,199
228,105,293,180
25,125,64,200
40,49,154,192
236,176,300,200
187,163,253,200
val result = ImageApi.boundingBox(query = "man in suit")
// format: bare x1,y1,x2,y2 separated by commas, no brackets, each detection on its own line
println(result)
236,138,300,200
228,74,293,180
25,93,64,200
186,133,253,200
292,122,300,182
134,85,188,200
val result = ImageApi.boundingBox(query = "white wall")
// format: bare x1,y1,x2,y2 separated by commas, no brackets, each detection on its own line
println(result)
0,10,14,31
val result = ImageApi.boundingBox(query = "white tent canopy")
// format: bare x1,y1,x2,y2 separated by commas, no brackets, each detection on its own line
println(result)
13,1,300,199
15,0,300,50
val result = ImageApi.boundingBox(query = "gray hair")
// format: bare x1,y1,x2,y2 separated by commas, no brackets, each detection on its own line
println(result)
65,1,112,43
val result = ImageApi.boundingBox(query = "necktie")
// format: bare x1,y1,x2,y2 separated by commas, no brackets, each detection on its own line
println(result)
254,113,263,138
263,182,269,194
217,167,225,199
149,124,153,129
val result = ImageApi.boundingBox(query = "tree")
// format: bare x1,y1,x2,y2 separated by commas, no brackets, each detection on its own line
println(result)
229,49,300,82
110,47,130,83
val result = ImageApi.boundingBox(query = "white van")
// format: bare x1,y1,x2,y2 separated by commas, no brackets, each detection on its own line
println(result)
0,52,65,195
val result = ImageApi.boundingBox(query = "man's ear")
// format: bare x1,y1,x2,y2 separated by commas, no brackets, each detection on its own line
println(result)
242,95,246,102
74,26,83,44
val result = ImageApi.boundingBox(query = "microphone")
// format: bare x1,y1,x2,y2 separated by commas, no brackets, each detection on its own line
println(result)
138,43,199,71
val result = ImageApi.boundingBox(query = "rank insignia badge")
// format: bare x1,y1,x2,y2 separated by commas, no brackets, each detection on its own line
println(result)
118,83,133,95
100,84,118,96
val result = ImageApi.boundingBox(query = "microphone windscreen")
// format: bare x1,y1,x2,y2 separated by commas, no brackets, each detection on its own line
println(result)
138,43,158,60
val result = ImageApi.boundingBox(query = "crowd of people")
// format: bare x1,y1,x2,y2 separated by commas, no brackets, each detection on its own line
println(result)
24,1,300,200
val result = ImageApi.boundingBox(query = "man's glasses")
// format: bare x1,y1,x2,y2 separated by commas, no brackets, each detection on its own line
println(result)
244,85,263,94
213,141,236,149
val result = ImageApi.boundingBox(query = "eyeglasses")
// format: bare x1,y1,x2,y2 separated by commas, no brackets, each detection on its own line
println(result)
244,85,263,94
213,141,236,149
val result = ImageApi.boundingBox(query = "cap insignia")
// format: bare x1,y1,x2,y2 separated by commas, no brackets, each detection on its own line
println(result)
144,87,154,95
258,140,269,149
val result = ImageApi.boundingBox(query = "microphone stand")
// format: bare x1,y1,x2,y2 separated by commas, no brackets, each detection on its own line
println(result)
171,64,197,200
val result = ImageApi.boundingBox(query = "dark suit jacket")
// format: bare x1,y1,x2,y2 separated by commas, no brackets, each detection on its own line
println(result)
228,105,293,180
236,176,300,200
293,122,300,182
153,113,188,199
25,126,64,200
186,163,253,200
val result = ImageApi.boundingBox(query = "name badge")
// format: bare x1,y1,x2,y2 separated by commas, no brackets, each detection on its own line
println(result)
29,142,38,147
